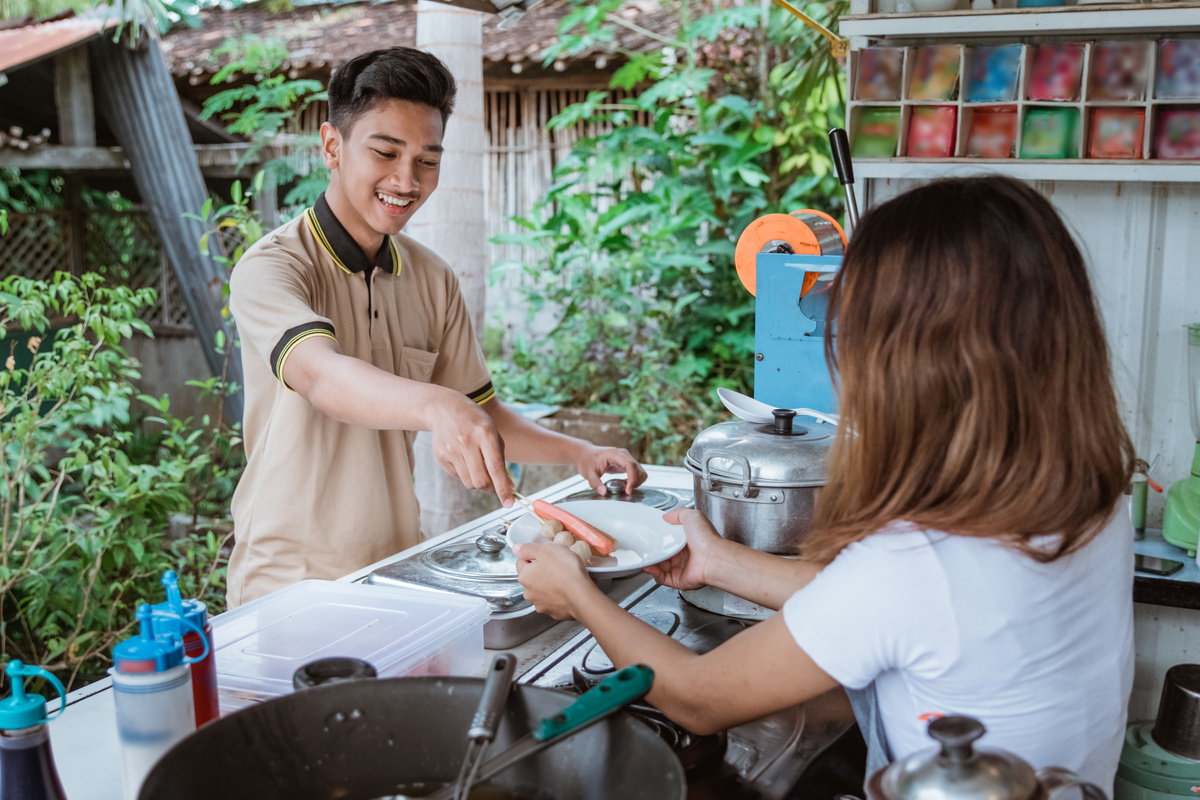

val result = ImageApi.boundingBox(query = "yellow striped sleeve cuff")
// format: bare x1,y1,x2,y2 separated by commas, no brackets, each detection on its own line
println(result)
272,322,337,389
467,382,496,405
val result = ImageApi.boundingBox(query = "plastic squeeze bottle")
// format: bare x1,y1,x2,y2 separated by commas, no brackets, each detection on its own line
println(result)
0,660,69,800
152,571,218,726
110,604,201,800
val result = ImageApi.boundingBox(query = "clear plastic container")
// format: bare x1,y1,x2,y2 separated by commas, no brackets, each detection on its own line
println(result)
212,581,489,713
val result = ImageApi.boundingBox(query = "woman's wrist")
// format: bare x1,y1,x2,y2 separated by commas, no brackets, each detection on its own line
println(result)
569,576,612,622
700,535,743,592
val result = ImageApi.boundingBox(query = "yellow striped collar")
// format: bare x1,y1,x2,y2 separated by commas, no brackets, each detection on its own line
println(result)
304,193,402,276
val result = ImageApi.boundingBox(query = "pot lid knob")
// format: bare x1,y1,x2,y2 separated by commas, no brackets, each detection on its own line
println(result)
476,529,508,554
930,716,986,764
604,478,628,495
772,409,797,435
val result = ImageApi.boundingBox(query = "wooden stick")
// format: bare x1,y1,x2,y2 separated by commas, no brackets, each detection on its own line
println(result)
509,489,538,516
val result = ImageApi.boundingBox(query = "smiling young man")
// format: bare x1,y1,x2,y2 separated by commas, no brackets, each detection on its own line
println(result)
226,48,646,606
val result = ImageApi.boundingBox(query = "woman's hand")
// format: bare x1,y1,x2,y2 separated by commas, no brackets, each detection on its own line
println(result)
575,445,648,496
514,542,601,620
643,508,727,591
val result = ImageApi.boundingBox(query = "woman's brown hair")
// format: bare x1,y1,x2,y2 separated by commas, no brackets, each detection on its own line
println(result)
804,176,1134,564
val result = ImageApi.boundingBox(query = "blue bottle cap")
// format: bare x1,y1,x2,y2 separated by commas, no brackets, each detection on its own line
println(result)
113,605,185,673
150,571,208,639
0,660,66,730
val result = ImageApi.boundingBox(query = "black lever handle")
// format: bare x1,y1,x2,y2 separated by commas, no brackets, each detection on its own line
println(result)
829,128,855,187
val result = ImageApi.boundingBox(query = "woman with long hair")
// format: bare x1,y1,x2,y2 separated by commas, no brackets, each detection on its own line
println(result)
514,176,1135,783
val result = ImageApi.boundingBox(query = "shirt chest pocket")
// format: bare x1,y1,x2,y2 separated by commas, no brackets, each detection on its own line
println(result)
398,346,439,383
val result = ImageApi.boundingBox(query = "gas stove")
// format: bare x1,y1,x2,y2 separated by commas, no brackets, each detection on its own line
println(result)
520,578,857,800
360,468,859,798
366,475,694,649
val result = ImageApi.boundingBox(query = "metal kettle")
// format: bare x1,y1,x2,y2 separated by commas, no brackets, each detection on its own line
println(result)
866,717,1108,800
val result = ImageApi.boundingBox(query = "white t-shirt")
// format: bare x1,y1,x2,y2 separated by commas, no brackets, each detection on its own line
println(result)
782,510,1134,788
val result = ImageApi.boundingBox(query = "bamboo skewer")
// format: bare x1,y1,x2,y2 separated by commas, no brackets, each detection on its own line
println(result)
509,489,537,516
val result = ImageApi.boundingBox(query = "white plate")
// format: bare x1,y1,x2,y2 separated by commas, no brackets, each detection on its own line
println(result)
507,500,686,577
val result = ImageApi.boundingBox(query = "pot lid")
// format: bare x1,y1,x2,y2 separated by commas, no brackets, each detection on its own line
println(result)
422,532,518,581
876,718,1039,800
686,410,833,487
560,480,682,511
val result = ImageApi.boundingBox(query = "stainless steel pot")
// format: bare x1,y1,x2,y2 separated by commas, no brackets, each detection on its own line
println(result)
138,675,686,800
685,409,834,555
867,717,1107,800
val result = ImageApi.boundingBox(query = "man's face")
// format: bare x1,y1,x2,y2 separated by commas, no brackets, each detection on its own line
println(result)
320,98,444,237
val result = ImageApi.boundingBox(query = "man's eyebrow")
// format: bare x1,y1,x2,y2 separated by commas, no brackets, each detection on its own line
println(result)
367,134,444,153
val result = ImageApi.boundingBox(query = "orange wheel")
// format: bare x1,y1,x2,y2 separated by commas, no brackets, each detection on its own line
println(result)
734,210,847,296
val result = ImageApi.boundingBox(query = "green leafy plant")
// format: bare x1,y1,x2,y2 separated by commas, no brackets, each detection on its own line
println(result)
0,273,236,688
199,33,328,209
184,172,269,357
491,0,846,463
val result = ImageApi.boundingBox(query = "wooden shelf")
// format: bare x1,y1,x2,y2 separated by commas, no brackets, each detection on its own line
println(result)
851,157,1200,181
840,2,1200,39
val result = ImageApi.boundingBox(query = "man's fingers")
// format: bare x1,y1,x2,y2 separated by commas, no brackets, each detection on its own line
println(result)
580,463,605,495
461,448,494,492
483,444,514,507
438,452,463,483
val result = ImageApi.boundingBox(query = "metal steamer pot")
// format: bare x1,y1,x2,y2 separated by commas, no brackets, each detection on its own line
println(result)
138,673,686,800
867,717,1108,800
686,409,834,555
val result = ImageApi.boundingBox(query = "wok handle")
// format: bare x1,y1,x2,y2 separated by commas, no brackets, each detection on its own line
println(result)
468,653,518,742
534,664,654,741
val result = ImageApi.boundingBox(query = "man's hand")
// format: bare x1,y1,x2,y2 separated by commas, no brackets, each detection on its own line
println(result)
643,508,727,591
430,394,515,506
576,445,648,496
513,541,599,620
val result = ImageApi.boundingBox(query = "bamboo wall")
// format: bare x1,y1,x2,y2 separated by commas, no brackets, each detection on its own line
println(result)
483,84,648,336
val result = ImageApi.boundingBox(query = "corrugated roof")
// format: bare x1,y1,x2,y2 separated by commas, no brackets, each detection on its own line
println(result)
160,0,672,77
0,15,113,74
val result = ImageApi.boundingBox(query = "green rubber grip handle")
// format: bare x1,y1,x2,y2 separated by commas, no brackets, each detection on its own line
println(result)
533,664,654,741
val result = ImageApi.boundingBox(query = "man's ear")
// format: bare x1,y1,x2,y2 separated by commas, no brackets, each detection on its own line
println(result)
320,121,342,170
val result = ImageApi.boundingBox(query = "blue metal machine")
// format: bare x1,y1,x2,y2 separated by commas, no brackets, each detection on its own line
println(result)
747,128,857,416
752,253,841,414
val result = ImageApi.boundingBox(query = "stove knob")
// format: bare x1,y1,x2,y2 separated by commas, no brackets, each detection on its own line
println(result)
476,529,507,554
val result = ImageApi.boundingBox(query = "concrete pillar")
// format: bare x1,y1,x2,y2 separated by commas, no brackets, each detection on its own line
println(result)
410,3,491,537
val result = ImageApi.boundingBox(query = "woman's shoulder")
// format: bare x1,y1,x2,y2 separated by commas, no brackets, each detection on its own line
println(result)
836,521,952,558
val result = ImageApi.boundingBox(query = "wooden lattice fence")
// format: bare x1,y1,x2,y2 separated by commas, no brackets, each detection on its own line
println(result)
1,213,73,284
86,211,192,332
0,210,245,335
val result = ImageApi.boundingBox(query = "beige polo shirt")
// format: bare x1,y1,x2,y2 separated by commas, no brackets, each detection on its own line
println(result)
226,193,494,606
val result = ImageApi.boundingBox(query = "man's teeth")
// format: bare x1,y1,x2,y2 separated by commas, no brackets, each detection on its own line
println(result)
377,193,411,208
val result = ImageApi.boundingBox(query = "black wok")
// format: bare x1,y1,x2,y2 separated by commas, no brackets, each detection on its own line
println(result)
138,676,687,800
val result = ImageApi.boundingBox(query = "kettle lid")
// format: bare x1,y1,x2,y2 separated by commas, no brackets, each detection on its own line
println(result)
876,717,1039,800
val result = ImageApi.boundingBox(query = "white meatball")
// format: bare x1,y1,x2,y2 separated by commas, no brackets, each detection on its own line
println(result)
539,518,564,539
552,531,576,548
569,540,592,564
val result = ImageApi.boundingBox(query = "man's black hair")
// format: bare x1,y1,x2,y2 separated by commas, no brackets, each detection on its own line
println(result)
328,47,457,133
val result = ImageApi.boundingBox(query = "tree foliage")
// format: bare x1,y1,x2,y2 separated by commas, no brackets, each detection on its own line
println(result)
490,0,846,462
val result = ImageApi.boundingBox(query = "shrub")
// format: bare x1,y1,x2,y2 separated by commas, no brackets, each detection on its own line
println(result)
0,273,236,688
